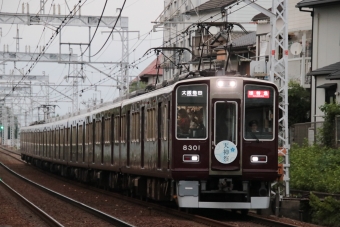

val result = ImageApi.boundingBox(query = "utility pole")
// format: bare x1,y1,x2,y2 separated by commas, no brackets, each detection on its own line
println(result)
13,25,22,52
245,0,290,197
102,29,140,96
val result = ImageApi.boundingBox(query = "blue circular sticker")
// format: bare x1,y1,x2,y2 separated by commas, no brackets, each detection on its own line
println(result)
214,140,238,164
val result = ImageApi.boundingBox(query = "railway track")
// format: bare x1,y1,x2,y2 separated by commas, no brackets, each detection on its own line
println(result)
0,152,134,227
0,179,63,227
0,147,309,227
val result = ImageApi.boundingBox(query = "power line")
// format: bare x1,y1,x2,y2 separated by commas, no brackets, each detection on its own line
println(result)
81,0,108,56
90,0,127,57
3,0,88,99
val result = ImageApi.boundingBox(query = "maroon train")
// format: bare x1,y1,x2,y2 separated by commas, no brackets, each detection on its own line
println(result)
20,75,278,211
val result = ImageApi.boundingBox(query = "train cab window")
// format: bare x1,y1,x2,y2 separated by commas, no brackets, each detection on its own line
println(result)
214,101,237,145
244,85,275,140
176,84,208,139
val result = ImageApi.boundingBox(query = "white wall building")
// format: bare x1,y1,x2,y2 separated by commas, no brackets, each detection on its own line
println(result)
251,0,312,86
296,0,340,123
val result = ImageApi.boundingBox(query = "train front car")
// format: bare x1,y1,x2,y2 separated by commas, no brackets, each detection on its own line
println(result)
172,77,278,210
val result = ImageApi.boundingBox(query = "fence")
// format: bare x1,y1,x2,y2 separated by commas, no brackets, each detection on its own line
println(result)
336,116,340,147
290,121,324,146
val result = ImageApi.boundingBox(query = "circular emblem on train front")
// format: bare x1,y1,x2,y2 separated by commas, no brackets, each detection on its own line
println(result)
214,140,238,164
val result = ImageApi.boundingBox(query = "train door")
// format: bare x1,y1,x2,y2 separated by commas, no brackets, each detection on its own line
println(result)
211,100,240,171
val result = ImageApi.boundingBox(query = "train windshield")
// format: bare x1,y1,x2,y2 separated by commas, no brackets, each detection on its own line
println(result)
176,84,208,139
244,84,275,140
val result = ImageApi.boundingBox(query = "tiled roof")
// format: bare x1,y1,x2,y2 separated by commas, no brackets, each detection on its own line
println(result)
308,61,340,77
138,58,163,78
231,32,256,48
189,0,237,13
296,0,340,8
252,5,283,21
213,31,254,50
221,32,244,41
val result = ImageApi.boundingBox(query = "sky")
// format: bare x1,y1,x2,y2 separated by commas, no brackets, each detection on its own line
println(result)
0,0,164,123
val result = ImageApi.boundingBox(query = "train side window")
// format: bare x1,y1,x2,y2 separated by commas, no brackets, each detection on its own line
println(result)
146,108,156,141
146,109,150,141
85,123,89,144
135,112,140,142
152,108,155,140
121,115,126,143
163,104,167,140
114,116,120,143
56,128,60,159
95,120,101,144
104,118,110,143
78,124,83,146
87,122,92,145
60,128,64,160
72,125,76,146
131,112,140,142
131,112,135,142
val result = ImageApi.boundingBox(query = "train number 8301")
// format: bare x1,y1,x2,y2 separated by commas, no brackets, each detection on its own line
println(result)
182,145,201,151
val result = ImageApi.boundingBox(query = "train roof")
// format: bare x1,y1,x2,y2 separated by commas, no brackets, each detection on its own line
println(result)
21,76,276,131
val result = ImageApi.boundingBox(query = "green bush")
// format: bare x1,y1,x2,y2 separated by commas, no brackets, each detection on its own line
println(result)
290,144,340,226
318,103,340,148
309,193,340,226
290,143,340,193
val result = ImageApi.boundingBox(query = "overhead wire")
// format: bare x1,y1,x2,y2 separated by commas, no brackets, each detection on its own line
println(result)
16,0,258,108
2,0,22,38
3,0,88,100
90,0,127,57
81,0,108,56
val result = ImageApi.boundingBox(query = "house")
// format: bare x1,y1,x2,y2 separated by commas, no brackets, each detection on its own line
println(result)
155,0,271,81
251,0,312,86
296,0,340,124
214,31,257,76
136,58,163,86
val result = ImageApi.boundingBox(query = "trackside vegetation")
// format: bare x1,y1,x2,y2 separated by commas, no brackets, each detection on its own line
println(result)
289,103,340,226
290,144,340,226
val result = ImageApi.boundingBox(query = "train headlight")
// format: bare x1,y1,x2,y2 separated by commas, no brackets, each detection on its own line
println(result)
216,80,237,88
250,155,267,163
183,154,199,162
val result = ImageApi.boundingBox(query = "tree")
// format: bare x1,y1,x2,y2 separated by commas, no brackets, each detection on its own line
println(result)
288,81,310,127
319,103,340,148
129,81,147,93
